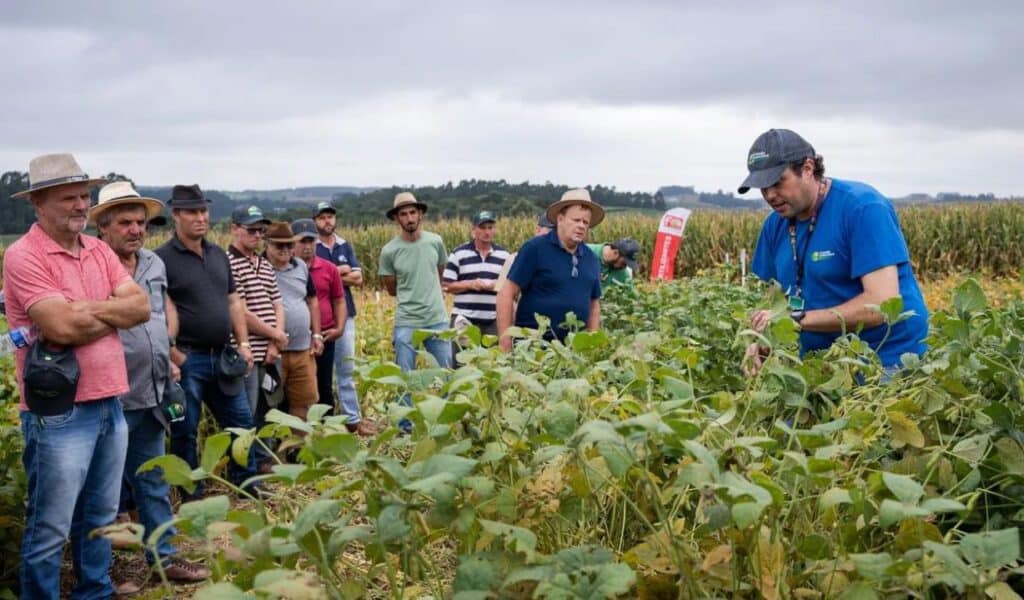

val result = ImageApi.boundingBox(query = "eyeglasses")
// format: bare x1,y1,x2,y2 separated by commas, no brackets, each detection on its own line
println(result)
571,253,579,279
244,227,266,236
271,242,295,250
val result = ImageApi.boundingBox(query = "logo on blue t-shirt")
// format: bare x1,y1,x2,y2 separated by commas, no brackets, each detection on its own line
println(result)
811,250,835,262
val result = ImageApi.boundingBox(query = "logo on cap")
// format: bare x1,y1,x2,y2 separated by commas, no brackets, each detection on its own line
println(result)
247,206,263,217
317,201,331,210
748,151,770,168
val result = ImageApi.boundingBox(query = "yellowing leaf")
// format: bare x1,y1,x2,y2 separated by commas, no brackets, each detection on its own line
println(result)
888,411,925,448
986,581,1023,600
701,544,732,572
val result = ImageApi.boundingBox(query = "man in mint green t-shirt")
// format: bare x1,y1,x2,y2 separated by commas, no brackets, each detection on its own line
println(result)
379,192,452,374
586,238,640,287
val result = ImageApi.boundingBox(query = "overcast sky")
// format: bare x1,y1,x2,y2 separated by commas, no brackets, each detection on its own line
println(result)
1,1,1021,197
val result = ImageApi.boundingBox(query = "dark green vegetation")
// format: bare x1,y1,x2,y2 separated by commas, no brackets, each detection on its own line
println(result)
0,275,1009,597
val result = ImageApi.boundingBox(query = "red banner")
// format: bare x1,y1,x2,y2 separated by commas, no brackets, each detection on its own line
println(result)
650,208,692,281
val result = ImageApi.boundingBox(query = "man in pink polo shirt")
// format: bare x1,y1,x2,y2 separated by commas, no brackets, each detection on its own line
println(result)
3,154,150,599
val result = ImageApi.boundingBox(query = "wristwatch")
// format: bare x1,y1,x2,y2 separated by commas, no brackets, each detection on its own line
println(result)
239,342,252,349
313,333,324,341
790,309,807,324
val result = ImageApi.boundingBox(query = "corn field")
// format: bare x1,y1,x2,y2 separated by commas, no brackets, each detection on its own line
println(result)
297,203,1024,286
0,203,1021,286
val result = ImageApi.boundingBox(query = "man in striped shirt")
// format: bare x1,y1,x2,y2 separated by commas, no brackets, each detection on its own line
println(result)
227,206,286,431
443,211,511,352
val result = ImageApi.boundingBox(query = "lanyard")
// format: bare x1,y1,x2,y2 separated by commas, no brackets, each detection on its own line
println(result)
787,179,828,300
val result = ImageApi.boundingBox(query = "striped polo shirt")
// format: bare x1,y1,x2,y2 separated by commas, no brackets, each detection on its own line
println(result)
443,241,511,323
228,245,281,362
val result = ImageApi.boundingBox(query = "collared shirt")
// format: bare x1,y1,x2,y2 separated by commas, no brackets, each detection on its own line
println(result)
308,256,345,330
507,229,602,341
272,257,317,351
3,224,132,408
443,240,511,323
118,248,170,411
155,235,236,349
316,234,361,317
228,245,281,362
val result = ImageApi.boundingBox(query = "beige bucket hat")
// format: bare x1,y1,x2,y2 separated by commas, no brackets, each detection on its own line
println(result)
386,191,429,220
12,153,108,199
88,181,165,226
546,188,605,227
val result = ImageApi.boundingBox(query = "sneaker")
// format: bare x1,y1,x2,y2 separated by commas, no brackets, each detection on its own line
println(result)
158,557,211,583
114,579,142,596
345,420,377,437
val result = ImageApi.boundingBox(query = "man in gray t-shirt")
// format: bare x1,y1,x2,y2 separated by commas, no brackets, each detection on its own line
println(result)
265,223,323,420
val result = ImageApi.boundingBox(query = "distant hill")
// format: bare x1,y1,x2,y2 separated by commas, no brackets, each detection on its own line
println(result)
658,185,762,210
222,186,379,204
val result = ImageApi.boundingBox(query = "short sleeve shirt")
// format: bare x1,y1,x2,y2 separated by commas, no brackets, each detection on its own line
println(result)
118,248,171,411
273,257,316,351
751,178,929,366
228,246,281,362
316,235,361,318
155,235,236,349
308,256,345,330
508,230,602,340
378,231,449,327
443,241,511,323
3,225,132,408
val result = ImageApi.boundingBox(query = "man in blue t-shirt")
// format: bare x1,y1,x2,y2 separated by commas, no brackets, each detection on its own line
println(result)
497,189,604,350
740,129,929,375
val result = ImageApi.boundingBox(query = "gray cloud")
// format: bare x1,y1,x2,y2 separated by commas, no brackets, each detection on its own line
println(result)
1,1,1021,195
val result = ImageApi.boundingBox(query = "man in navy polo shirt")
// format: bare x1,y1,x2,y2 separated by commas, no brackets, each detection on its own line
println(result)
740,129,929,376
497,189,604,350
313,201,373,435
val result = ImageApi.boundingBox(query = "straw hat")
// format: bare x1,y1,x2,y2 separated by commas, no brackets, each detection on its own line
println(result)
545,188,605,227
88,181,164,226
386,191,428,220
12,153,107,199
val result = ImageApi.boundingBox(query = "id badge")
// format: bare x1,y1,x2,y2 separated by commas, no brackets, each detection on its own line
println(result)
788,295,805,311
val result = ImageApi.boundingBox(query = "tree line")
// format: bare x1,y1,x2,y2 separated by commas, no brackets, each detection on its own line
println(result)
0,175,669,234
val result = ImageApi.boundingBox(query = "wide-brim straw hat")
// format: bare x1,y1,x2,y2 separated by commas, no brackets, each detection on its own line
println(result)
88,181,164,226
265,221,299,243
546,188,605,227
386,191,429,220
12,153,108,199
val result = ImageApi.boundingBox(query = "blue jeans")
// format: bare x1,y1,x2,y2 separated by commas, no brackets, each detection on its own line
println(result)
20,397,128,600
171,351,257,491
335,317,361,424
393,322,453,374
121,408,176,564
